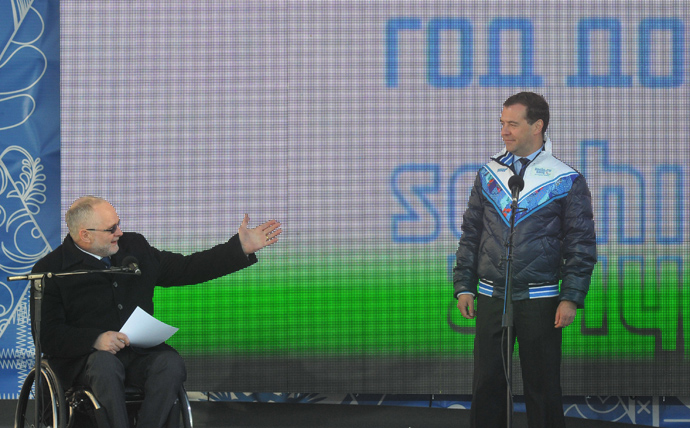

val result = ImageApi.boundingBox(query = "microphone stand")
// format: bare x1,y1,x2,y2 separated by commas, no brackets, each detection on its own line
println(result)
502,181,521,428
7,267,139,425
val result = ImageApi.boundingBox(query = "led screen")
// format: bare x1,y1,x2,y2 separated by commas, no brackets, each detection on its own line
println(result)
61,1,690,395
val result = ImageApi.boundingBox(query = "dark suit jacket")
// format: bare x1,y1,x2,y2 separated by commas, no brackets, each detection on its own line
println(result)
31,232,257,386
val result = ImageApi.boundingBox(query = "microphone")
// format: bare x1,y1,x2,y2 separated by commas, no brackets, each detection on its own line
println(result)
508,175,525,203
121,256,142,275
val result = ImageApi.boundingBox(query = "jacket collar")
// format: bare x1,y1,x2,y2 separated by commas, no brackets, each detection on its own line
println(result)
492,136,553,165
60,234,110,271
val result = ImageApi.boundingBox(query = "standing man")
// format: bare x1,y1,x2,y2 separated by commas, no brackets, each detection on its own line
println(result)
453,92,596,428
32,196,282,428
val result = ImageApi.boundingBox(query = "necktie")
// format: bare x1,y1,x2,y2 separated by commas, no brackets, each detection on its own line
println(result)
101,256,111,268
515,158,529,176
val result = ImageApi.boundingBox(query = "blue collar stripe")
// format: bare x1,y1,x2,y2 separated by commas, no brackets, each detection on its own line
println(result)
497,152,515,166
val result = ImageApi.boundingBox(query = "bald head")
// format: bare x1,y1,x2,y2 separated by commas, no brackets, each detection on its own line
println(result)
66,196,123,256
66,196,108,239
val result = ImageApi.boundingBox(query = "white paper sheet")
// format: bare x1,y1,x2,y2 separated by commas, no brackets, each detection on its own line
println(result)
119,306,178,348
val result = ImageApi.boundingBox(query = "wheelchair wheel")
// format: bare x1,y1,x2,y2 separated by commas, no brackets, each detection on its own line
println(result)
167,386,193,428
179,387,193,428
14,360,67,428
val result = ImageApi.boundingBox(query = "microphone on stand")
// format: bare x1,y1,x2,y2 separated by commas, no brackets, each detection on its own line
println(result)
503,174,525,428
8,258,143,281
120,256,142,275
508,175,525,203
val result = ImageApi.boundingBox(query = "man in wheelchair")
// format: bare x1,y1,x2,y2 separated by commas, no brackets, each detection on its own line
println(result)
30,196,282,428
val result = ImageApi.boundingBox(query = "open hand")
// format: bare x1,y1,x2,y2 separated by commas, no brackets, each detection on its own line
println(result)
238,214,282,255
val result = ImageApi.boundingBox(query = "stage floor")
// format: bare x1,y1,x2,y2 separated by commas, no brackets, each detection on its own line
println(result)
0,400,638,428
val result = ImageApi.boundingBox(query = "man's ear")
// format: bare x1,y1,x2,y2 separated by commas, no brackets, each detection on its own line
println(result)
78,229,91,244
533,119,544,136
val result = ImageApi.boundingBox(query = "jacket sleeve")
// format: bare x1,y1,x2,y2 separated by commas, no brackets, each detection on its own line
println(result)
152,233,257,288
453,172,484,298
559,174,597,307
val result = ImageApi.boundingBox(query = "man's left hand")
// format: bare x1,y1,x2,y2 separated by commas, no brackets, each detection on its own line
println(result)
554,300,577,328
238,214,282,255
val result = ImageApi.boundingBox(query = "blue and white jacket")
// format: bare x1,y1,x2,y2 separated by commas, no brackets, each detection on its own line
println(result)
453,138,597,307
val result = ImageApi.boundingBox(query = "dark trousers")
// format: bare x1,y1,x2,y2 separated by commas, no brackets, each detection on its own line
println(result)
470,295,565,428
76,348,187,428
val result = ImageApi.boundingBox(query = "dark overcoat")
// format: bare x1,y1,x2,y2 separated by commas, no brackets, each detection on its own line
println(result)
31,232,256,386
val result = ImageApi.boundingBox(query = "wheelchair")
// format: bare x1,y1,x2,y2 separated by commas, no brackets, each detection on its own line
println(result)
14,359,193,428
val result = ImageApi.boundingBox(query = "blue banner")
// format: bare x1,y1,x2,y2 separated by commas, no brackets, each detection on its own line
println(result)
0,0,60,398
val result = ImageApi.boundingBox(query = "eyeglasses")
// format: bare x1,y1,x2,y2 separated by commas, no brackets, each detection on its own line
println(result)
85,221,121,234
